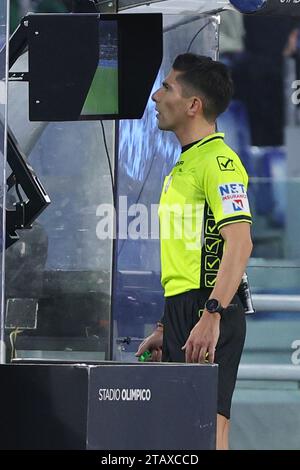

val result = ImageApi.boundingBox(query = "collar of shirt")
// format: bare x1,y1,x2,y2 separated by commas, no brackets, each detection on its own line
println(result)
181,132,225,154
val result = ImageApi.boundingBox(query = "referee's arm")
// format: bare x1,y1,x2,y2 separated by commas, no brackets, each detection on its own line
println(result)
211,221,253,309
182,222,252,364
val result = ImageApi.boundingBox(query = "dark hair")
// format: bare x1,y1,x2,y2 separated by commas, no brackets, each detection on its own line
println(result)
173,53,234,122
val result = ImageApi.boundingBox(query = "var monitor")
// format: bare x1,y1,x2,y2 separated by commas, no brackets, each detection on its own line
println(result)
27,13,163,121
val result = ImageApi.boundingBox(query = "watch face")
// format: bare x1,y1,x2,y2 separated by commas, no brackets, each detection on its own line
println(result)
206,299,219,313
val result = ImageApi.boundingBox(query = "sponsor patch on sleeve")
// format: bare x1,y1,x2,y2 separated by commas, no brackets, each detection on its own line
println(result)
218,183,250,215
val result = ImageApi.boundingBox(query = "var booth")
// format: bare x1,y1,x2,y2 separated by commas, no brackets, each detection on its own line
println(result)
0,362,217,450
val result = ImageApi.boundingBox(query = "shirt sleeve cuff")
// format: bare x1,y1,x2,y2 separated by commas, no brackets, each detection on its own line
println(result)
217,215,252,231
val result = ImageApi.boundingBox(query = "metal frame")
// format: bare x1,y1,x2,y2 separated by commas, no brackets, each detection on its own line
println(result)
0,18,50,249
4,123,50,248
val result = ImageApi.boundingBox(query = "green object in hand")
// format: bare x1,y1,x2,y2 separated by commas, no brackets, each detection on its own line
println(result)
138,351,152,362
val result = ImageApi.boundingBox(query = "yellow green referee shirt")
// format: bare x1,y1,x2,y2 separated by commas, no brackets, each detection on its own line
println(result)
158,132,252,297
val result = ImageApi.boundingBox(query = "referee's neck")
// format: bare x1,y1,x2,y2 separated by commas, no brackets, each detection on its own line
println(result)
175,122,216,147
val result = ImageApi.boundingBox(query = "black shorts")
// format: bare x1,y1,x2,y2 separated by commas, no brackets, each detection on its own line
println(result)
162,289,246,419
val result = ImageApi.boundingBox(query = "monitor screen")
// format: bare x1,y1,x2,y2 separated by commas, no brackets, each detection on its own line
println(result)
81,20,119,117
27,13,163,122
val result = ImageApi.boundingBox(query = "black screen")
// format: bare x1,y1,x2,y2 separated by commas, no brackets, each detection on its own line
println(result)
28,13,163,121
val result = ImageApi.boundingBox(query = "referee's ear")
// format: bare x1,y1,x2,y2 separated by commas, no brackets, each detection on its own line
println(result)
187,96,202,118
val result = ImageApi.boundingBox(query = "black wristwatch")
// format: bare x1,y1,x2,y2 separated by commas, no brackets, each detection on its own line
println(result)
204,298,224,315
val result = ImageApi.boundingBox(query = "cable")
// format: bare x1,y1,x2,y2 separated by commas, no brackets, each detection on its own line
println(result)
100,120,115,207
9,328,23,361
186,21,212,53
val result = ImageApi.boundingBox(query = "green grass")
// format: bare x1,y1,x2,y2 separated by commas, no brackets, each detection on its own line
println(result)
81,66,118,115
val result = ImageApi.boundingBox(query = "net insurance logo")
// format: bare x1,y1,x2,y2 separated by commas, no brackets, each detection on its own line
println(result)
218,183,250,215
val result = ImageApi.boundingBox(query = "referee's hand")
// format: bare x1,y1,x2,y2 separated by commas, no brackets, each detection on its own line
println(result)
182,310,220,363
135,329,163,362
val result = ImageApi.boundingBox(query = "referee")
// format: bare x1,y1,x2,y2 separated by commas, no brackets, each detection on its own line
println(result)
136,54,253,450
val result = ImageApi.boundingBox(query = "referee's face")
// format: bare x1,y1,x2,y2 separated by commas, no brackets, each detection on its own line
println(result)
152,69,192,132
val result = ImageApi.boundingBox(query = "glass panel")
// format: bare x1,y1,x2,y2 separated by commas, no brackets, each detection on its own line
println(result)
6,13,114,362
113,14,219,360
0,1,8,363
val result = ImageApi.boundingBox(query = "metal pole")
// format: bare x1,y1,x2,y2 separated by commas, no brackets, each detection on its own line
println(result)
238,364,300,381
252,294,300,312
0,0,10,364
